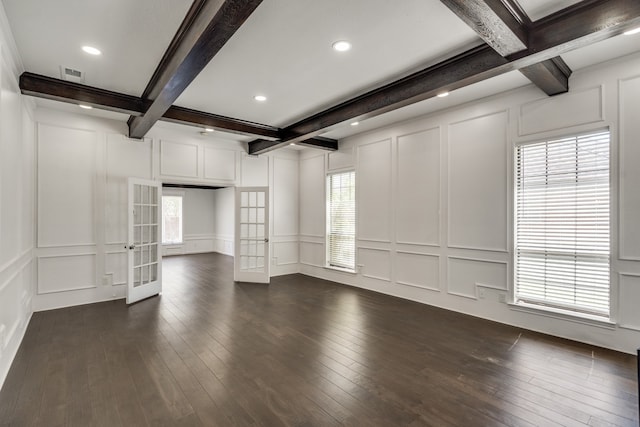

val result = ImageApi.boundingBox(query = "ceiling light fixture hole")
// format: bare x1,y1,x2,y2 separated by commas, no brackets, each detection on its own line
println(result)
82,46,101,55
332,40,351,52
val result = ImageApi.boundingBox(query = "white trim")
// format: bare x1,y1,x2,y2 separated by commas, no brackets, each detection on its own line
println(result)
447,256,509,299
396,241,440,247
395,249,439,257
395,280,440,292
509,302,615,329
518,85,604,137
447,245,509,253
617,272,640,331
159,140,199,179
36,253,97,295
324,265,356,274
394,126,442,247
37,243,97,249
617,75,640,261
446,110,509,253
356,138,391,243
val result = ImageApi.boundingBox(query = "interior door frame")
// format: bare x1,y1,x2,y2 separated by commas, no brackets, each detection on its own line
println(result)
234,186,270,283
126,177,162,304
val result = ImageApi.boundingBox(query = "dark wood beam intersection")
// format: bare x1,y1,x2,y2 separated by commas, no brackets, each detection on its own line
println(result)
248,0,640,154
128,0,263,139
440,0,571,95
248,136,337,155
440,0,528,56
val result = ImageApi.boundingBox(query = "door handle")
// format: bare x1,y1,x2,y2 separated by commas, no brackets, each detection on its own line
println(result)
264,238,269,243
125,245,135,250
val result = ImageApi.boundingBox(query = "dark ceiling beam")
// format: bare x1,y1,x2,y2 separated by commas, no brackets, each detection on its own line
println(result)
248,136,337,155
440,0,571,95
248,0,639,152
163,183,223,190
439,0,527,56
128,0,263,139
20,72,146,115
519,56,571,95
298,136,339,151
162,106,280,140
19,72,280,139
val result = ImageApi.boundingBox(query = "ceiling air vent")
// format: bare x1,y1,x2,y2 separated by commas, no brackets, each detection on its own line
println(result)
60,66,84,83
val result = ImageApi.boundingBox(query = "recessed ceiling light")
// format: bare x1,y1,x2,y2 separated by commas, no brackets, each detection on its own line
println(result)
254,95,267,102
82,46,101,55
624,27,640,35
289,142,296,146
332,40,351,52
204,127,214,132
350,121,359,126
437,92,449,98
78,104,92,109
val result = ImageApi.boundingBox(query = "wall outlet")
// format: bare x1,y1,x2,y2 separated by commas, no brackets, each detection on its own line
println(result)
102,274,113,287
478,288,486,299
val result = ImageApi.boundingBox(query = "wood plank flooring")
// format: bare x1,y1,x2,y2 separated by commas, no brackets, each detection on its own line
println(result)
0,252,638,426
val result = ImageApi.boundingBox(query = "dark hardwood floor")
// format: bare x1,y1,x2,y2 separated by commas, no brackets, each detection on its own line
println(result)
0,252,638,426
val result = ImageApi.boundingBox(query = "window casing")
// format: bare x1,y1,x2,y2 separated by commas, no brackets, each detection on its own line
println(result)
515,130,610,318
327,171,356,271
162,195,183,245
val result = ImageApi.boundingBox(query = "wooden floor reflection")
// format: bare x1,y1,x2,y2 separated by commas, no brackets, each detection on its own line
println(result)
0,252,637,426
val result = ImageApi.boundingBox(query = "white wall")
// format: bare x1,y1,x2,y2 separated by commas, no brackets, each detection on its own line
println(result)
32,110,300,311
300,51,640,354
0,4,35,388
162,188,217,256
213,187,235,256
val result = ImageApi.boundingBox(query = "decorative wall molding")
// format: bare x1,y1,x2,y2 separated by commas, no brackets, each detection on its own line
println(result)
617,272,640,331
447,110,509,253
37,253,97,295
357,138,392,242
447,256,508,299
617,75,640,261
518,85,604,136
395,126,441,247
395,251,440,292
359,246,391,282
203,147,236,182
159,139,199,178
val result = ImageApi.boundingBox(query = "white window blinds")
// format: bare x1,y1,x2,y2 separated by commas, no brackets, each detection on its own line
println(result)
327,171,356,270
515,131,610,317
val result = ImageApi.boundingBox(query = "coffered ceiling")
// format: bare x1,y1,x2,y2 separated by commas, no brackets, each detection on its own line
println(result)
3,0,640,148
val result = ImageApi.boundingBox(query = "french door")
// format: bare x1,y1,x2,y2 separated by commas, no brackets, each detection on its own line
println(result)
234,187,270,283
126,178,162,304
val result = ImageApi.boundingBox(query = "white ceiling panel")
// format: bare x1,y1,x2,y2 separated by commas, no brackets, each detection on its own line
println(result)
517,0,583,21
3,0,640,146
2,0,192,96
176,0,481,127
563,33,640,71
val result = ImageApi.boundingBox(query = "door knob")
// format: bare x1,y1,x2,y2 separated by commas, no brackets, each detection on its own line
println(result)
264,238,269,243
125,245,135,250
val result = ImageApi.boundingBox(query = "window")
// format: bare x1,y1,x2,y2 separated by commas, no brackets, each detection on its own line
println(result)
515,130,610,317
327,171,356,270
162,195,183,244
